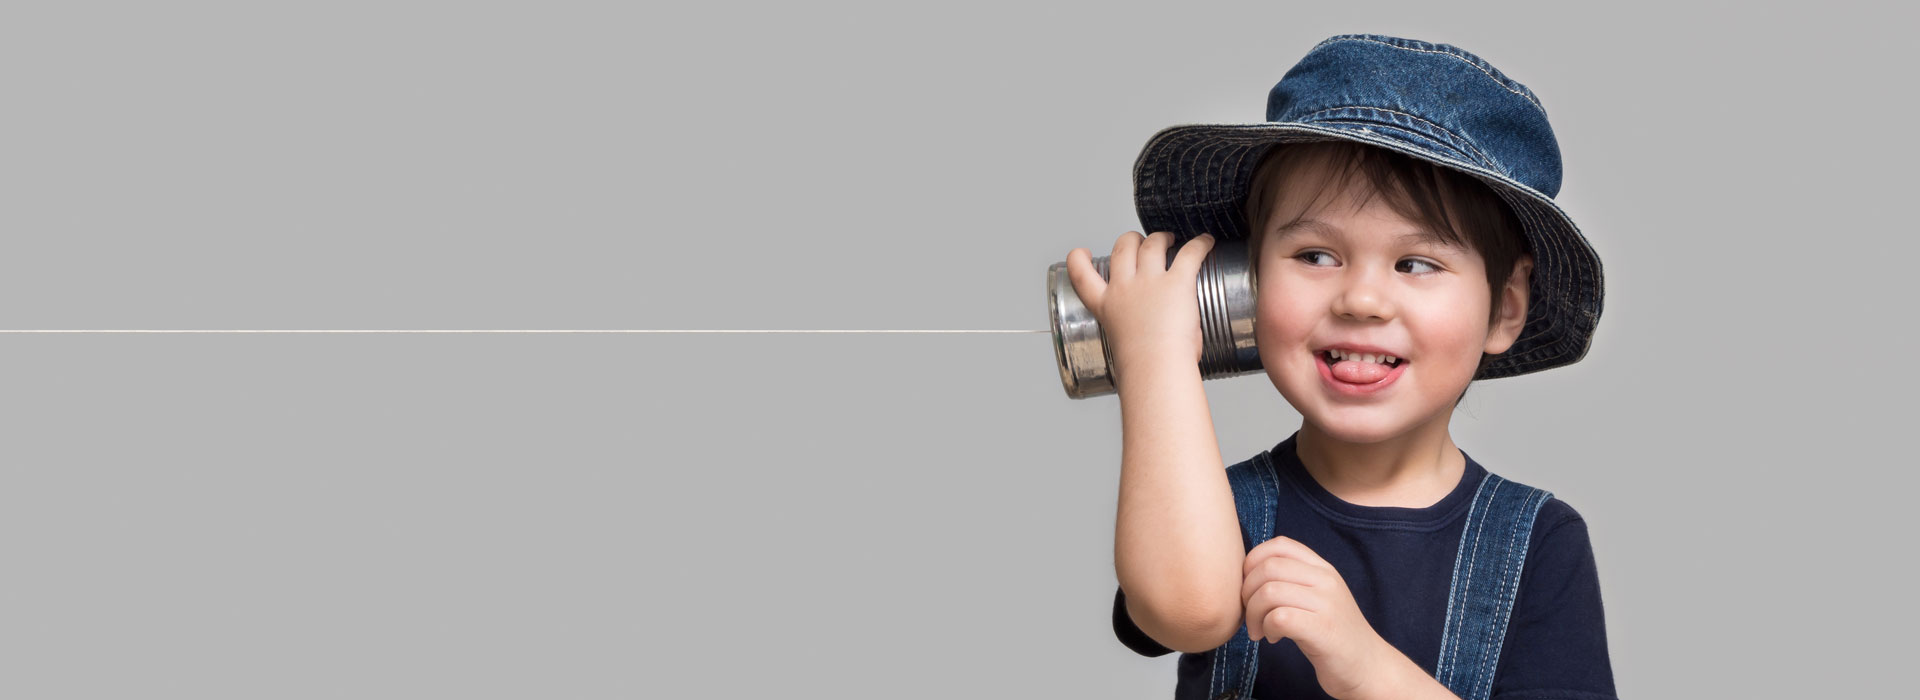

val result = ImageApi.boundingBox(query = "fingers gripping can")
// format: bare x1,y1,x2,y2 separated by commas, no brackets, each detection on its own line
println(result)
1046,235,1265,399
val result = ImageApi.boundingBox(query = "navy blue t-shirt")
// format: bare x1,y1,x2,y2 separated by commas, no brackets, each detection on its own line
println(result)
1113,432,1616,699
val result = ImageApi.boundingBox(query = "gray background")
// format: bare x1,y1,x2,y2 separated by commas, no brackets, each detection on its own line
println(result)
3,1,1911,697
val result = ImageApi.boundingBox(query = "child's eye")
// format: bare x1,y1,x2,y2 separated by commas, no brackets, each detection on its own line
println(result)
1295,251,1336,266
1295,251,1439,275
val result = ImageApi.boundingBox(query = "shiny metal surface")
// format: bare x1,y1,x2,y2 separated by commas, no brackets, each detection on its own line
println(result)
1048,236,1266,399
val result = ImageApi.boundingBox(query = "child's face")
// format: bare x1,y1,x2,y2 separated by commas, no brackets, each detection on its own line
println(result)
1252,161,1523,444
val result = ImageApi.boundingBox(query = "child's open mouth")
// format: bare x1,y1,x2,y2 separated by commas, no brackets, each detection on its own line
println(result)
1316,349,1408,396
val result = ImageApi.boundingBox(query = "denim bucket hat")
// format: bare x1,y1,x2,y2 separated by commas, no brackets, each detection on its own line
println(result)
1133,33,1603,380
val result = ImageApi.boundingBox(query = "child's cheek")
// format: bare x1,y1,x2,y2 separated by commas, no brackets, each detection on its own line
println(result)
1253,276,1319,373
1415,293,1495,374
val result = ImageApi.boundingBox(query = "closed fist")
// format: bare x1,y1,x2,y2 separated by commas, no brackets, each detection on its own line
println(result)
1242,535,1398,699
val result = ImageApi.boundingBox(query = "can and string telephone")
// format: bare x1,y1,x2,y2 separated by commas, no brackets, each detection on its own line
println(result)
1046,233,1264,399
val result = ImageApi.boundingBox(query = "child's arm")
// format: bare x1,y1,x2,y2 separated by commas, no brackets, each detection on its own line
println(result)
1067,231,1246,654
1112,351,1245,653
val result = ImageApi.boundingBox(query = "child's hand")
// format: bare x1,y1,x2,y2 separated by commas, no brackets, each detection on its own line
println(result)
1243,535,1403,700
1064,231,1214,385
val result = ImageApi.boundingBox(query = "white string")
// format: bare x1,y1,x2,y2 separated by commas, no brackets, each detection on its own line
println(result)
0,329,1051,334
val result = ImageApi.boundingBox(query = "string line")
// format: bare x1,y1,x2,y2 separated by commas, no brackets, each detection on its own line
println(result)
0,329,1051,334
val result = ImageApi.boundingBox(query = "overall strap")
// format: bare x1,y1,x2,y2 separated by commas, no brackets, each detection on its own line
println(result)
1203,450,1284,700
1434,472,1553,700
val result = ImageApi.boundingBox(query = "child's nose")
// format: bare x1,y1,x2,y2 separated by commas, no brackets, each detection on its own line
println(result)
1331,273,1394,322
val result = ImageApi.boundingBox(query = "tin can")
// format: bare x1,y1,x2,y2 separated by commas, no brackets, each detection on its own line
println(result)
1046,235,1265,399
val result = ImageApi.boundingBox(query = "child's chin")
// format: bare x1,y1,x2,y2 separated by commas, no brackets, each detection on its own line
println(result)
1304,413,1414,445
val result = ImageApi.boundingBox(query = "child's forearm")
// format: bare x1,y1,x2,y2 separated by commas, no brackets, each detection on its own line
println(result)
1112,353,1245,654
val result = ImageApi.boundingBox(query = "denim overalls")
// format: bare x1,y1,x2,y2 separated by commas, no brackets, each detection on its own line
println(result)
1181,447,1554,700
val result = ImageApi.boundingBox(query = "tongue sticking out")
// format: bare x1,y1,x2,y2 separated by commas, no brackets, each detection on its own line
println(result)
1331,358,1393,384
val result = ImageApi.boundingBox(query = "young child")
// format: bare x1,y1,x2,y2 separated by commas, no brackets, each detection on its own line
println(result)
1065,35,1614,700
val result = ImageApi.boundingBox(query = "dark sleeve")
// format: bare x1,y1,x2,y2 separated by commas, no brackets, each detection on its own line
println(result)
1112,585,1176,657
1489,499,1619,700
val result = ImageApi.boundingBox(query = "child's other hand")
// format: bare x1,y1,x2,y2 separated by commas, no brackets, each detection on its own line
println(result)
1243,535,1402,700
1064,231,1213,385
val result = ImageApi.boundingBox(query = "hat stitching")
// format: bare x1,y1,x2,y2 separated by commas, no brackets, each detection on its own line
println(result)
1180,136,1214,205
1189,135,1233,212
1523,192,1602,330
1317,121,1489,173
1309,120,1484,169
1298,106,1496,167
1182,134,1217,205
1315,35,1544,111
1491,187,1565,293
1504,195,1572,347
1218,143,1261,213
1224,144,1264,236
1201,135,1243,206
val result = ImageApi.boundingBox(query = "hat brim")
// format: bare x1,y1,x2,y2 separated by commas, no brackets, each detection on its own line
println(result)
1133,123,1604,380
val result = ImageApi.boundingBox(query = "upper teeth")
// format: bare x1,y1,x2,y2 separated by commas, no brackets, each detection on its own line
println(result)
1330,349,1398,364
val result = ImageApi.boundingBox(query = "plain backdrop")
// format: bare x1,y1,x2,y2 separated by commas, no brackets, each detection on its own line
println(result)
3,1,1913,697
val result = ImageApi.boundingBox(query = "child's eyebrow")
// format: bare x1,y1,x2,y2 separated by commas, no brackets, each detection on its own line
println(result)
1271,218,1466,251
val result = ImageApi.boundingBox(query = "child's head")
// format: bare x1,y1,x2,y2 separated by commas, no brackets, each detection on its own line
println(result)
1128,34,1604,406
1242,140,1535,443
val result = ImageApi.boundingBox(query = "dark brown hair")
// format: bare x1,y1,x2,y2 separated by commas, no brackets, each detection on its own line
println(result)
1241,140,1533,385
